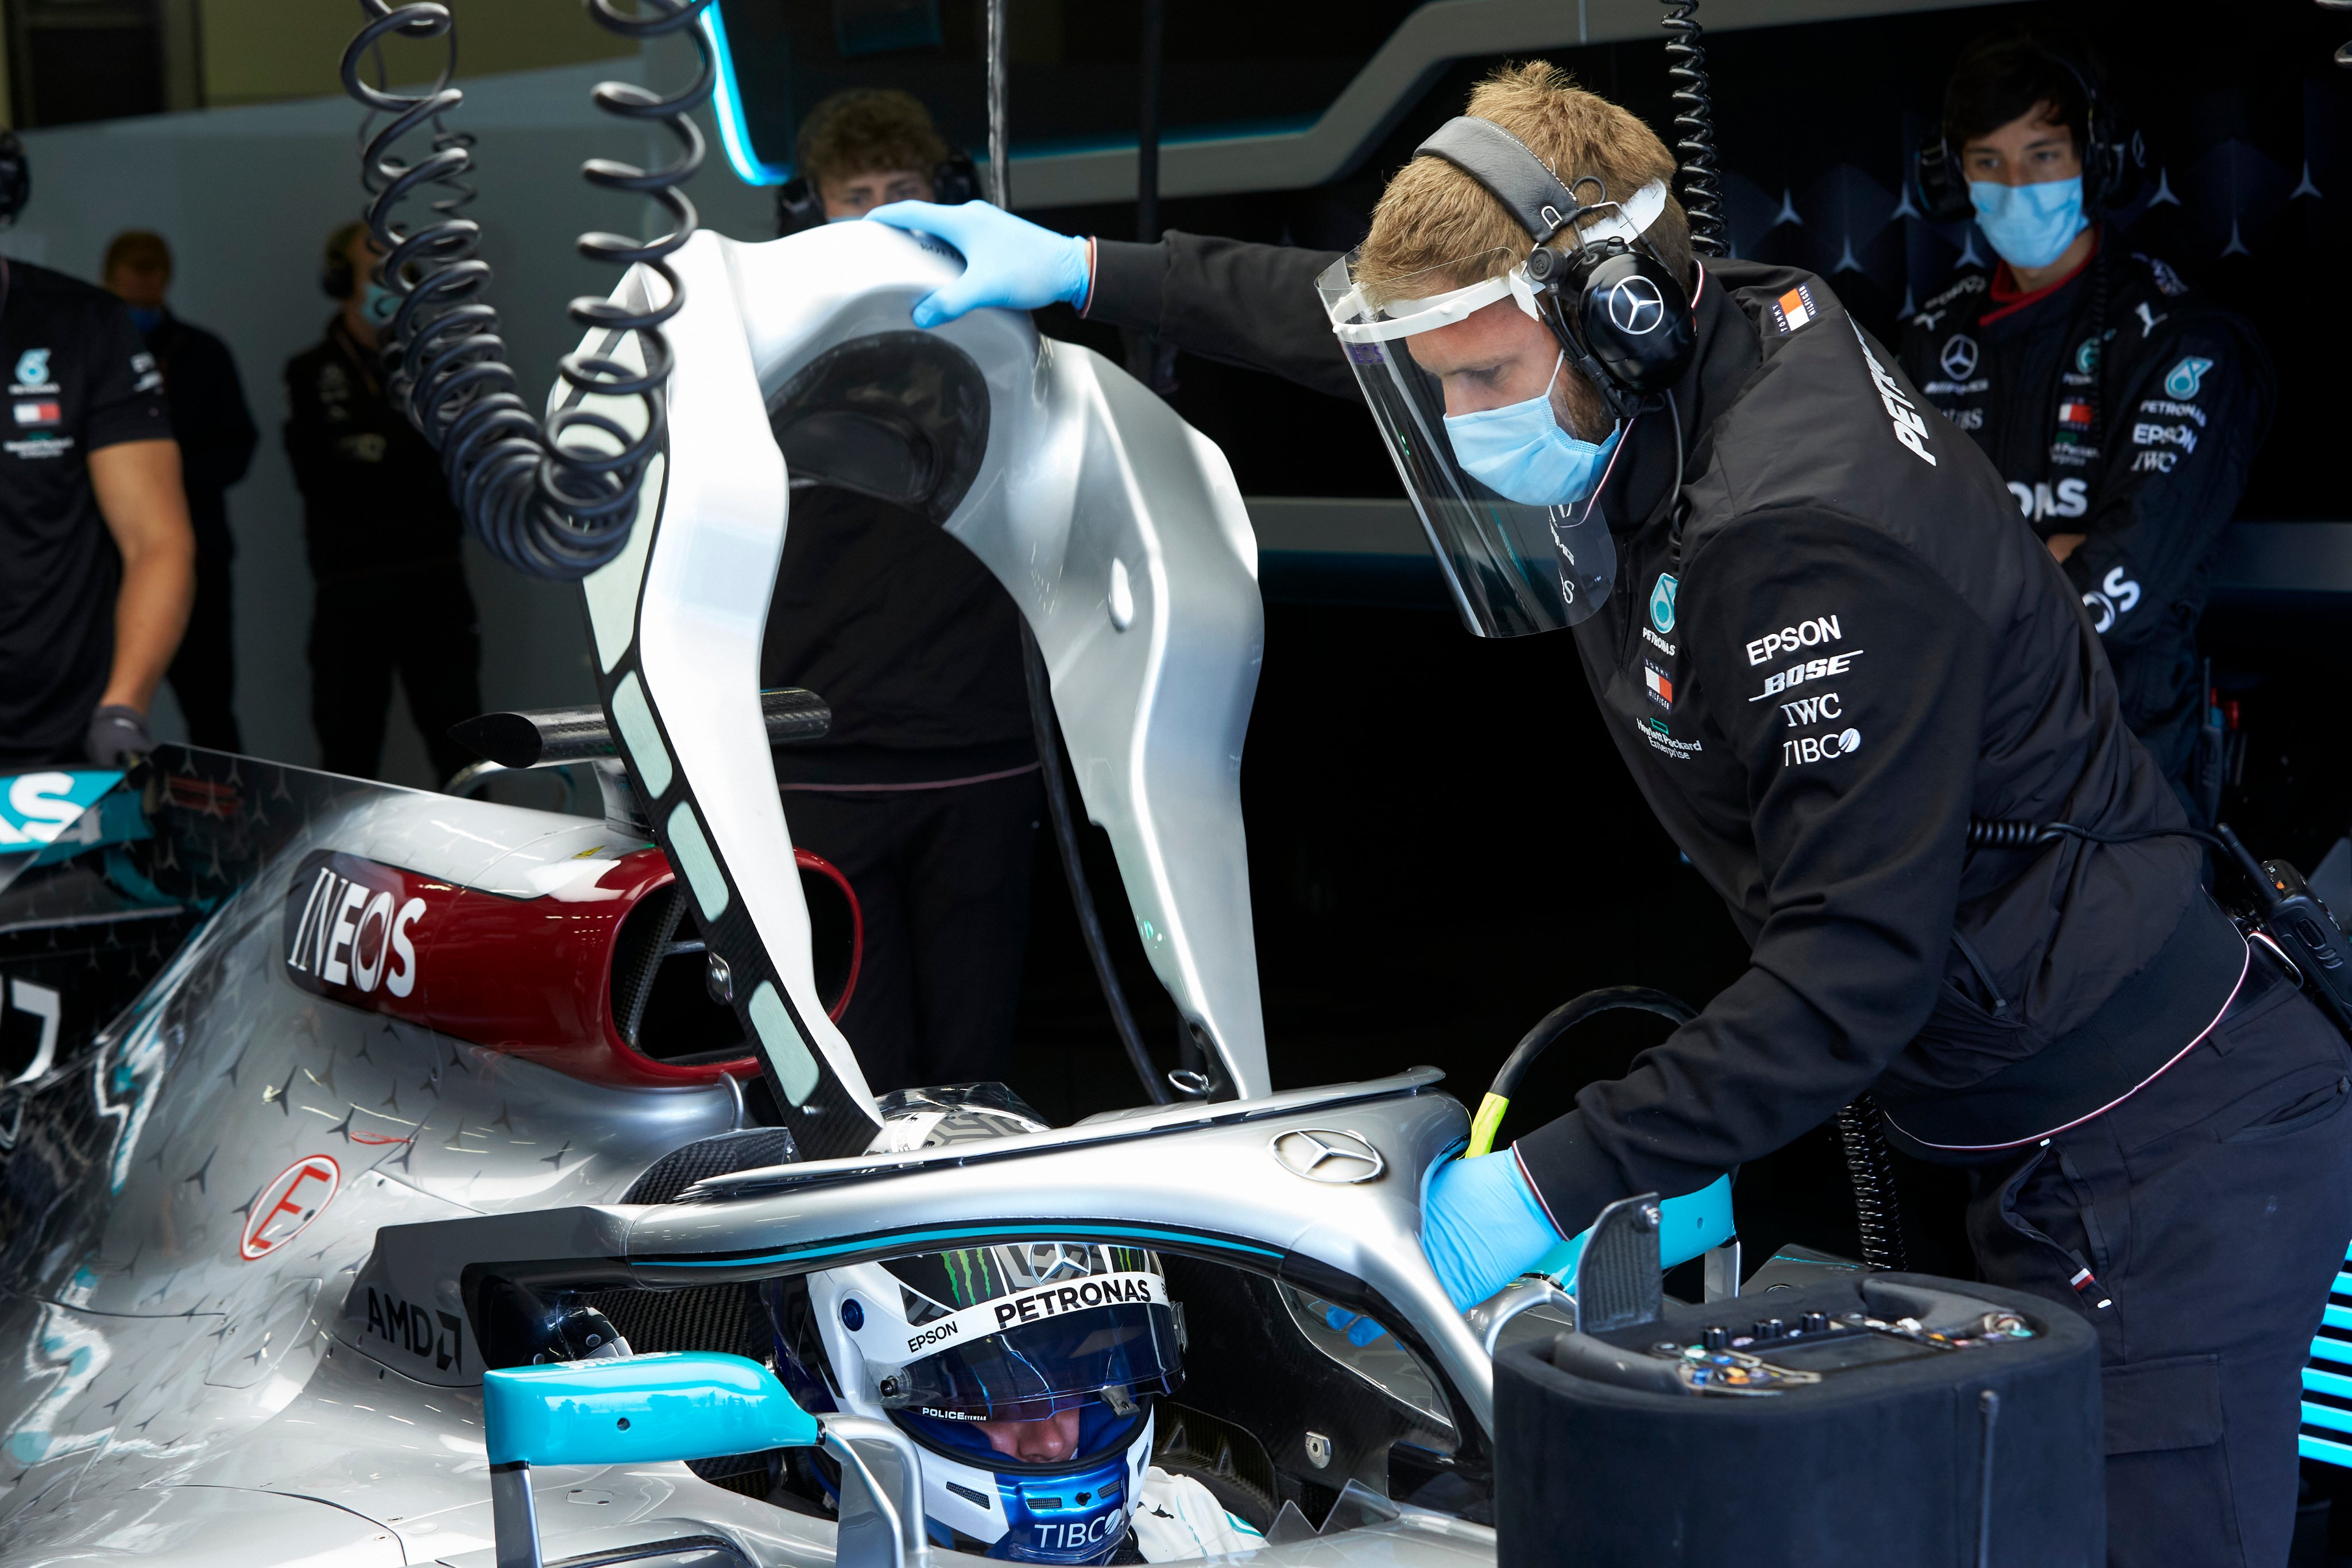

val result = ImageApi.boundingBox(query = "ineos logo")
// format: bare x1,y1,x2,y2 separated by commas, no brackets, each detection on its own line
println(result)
1269,1128,1386,1184
1606,275,1667,336
1940,334,1979,381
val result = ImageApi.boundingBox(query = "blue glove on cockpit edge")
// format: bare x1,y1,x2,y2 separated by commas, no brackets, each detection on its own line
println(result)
864,200,1092,328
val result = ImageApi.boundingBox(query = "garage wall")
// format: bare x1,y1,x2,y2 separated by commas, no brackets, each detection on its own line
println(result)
5,37,773,787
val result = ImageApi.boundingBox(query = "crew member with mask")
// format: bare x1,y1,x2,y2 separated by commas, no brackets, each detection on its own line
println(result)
761,90,1039,1096
102,230,257,754
867,62,2351,1566
0,134,193,773
1900,32,2272,828
284,221,479,785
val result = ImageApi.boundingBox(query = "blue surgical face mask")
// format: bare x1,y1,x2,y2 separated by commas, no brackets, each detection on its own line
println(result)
1969,176,2088,272
361,282,399,328
1442,353,1622,508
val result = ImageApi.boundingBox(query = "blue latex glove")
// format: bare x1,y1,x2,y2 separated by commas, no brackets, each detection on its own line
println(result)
863,200,1092,328
1418,1149,1565,1311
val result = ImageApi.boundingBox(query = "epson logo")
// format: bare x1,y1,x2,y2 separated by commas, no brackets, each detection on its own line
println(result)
1746,615,1843,667
907,1319,962,1355
284,854,424,998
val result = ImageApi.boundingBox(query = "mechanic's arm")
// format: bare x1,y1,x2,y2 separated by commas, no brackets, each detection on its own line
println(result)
864,202,1357,401
90,439,195,715
1512,516,1989,1234
2061,322,2273,646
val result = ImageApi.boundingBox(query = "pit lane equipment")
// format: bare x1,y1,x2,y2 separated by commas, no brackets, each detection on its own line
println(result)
1494,1197,2102,1567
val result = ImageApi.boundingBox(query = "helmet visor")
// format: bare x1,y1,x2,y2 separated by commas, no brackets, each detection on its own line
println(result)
883,1299,1183,1423
1318,250,1619,638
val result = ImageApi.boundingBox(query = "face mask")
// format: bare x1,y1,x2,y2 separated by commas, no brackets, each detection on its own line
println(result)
1442,354,1622,508
126,306,161,335
361,282,399,328
1969,176,2088,272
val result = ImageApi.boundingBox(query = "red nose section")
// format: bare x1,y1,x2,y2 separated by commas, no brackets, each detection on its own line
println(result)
281,845,757,1088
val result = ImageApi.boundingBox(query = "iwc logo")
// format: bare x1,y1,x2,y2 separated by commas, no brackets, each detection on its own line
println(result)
1649,573,1678,635
1269,1128,1386,1184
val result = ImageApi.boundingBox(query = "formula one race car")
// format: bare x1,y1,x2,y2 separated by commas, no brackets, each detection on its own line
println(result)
0,216,1743,1568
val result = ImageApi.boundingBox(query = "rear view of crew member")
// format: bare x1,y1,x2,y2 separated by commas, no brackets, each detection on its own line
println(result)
102,229,257,754
284,222,481,785
1900,32,2272,826
0,133,192,773
761,90,1039,1095
869,60,2352,1568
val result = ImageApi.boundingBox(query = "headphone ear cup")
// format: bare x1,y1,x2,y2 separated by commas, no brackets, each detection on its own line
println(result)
1568,246,1695,400
1914,141,1978,226
775,175,826,237
320,251,352,302
932,149,980,206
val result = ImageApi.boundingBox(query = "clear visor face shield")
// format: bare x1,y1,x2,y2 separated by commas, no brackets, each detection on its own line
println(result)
1318,250,1623,638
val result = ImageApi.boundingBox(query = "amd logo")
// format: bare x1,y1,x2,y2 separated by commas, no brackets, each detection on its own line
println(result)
364,1285,464,1373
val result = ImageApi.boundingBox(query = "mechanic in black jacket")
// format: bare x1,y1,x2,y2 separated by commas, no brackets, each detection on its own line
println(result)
1897,33,2273,827
283,222,480,785
872,63,2352,1567
762,90,1041,1095
102,230,258,754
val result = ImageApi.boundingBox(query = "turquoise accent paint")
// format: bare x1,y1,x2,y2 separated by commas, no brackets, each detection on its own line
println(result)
645,1222,1282,1270
748,982,820,1105
666,802,730,923
484,1352,819,1467
612,673,672,798
1535,1173,1736,1281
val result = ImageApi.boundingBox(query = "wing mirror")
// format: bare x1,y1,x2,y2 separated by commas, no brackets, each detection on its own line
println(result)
483,1351,929,1568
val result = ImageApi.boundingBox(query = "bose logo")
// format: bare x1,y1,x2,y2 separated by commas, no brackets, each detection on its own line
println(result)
1746,615,1843,666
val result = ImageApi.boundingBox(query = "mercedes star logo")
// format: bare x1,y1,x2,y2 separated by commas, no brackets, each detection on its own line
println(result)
1940,334,1979,381
1268,1128,1386,1184
1606,275,1667,335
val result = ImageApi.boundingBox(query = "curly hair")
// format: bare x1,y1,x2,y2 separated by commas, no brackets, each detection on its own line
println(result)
796,89,949,188
1358,61,1690,302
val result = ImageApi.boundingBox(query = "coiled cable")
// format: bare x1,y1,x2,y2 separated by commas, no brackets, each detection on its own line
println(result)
339,0,714,581
1967,816,2225,853
1834,1095,1908,1272
1658,0,1727,257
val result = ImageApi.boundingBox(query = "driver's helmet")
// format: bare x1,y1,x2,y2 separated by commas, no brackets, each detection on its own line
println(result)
772,1089,1187,1565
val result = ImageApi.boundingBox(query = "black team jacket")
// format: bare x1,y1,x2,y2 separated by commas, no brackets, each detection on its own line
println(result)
1084,234,2244,1230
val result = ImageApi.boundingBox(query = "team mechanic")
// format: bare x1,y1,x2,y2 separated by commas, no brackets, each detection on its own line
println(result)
866,63,2351,1567
1900,31,2273,827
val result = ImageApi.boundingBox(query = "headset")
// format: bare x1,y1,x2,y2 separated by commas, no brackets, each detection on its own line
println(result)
776,148,981,237
320,227,357,301
1415,116,1696,423
1914,35,2145,225
0,131,29,229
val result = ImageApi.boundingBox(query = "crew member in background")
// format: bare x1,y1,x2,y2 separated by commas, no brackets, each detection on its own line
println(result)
0,133,192,772
102,230,256,754
1900,32,2272,827
762,90,1040,1095
284,221,479,786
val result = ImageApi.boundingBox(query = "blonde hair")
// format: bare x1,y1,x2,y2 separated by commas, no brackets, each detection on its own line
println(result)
1359,61,1691,300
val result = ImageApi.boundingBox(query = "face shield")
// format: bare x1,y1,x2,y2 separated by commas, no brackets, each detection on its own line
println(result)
1320,251,1623,638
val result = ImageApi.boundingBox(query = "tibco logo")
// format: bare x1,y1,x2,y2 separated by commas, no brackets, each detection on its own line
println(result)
284,853,425,999
1783,729,1862,766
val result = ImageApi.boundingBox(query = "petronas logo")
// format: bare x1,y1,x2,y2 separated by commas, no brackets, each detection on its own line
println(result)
1649,574,1678,635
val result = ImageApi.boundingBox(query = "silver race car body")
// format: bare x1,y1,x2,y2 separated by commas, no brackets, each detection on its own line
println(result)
0,223,1568,1568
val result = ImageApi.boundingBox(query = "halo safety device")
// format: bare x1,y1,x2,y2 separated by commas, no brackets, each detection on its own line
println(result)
777,148,981,236
1914,36,2145,226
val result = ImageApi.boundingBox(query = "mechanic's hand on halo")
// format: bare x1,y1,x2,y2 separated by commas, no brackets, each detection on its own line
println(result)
1419,1148,1564,1312
864,200,1092,328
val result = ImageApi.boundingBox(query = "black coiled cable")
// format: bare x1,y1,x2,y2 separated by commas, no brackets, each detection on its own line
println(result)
1967,816,2225,853
1834,1095,1908,1272
1658,0,1727,257
339,1,714,582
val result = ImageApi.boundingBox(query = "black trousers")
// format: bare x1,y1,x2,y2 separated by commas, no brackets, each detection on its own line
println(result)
1968,965,2352,1567
167,542,239,752
308,564,482,785
780,769,1042,1096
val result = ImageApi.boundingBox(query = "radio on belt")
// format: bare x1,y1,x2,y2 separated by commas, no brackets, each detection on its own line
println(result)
1493,1195,2103,1568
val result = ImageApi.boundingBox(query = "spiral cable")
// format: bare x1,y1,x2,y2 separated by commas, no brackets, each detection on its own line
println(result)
1834,1095,1908,1272
1658,0,1727,257
340,0,714,581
